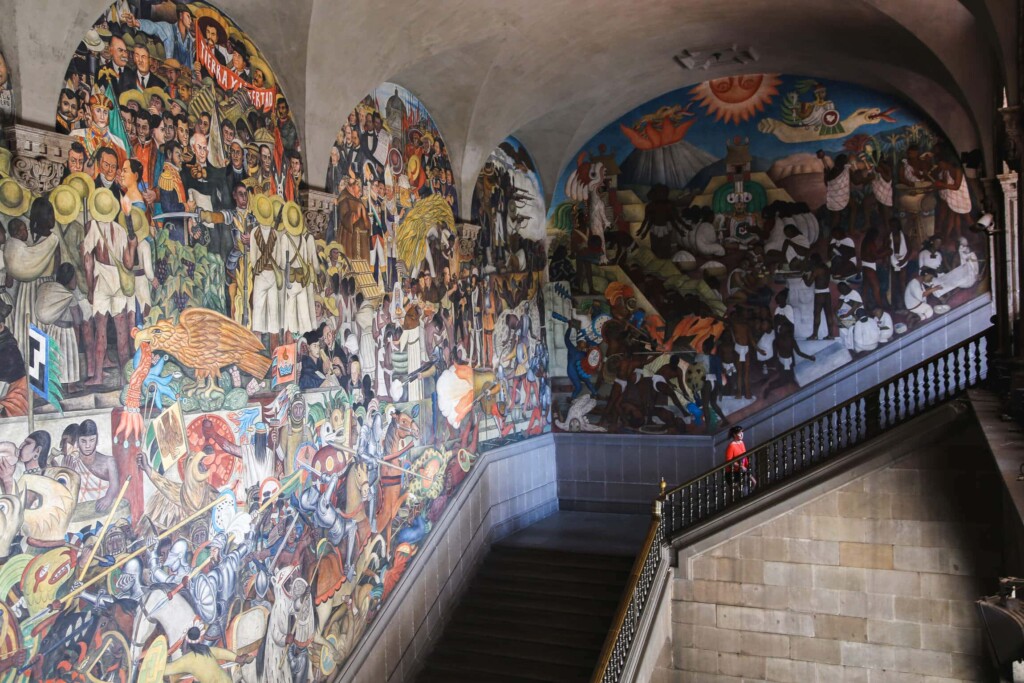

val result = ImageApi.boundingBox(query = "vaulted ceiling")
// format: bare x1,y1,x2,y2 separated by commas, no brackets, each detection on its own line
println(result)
0,0,1014,214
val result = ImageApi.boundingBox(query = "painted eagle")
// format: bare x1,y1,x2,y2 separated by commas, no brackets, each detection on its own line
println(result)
133,308,272,395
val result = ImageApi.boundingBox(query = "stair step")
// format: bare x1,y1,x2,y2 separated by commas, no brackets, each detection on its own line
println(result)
461,586,619,619
435,632,600,668
446,615,610,650
489,546,637,570
472,574,628,602
479,558,633,586
416,663,544,683
418,650,595,683
454,602,615,635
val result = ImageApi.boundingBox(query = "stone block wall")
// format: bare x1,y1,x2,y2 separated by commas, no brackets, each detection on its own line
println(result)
665,427,1001,682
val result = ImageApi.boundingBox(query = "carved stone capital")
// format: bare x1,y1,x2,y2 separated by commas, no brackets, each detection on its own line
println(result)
4,124,73,195
304,189,335,241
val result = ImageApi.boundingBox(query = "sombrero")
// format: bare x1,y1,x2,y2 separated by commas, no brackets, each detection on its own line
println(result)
49,185,82,225
88,187,121,223
282,201,304,236
83,29,104,53
196,15,227,47
162,58,182,71
253,128,275,146
252,194,274,227
63,172,95,200
130,206,151,240
0,147,10,178
143,86,169,109
122,32,136,48
316,295,339,318
118,89,148,111
407,154,422,183
326,241,345,258
270,194,284,219
0,178,30,217
248,56,275,89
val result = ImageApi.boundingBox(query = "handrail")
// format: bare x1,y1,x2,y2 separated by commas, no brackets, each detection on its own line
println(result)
592,329,990,682
663,330,989,537
591,480,666,683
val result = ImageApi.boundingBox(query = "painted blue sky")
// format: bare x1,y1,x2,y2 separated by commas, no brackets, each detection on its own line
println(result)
548,74,949,211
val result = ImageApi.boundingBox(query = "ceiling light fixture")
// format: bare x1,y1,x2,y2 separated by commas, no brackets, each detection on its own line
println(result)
674,45,759,71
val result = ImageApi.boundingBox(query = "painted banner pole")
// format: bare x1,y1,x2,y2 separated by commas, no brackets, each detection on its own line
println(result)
24,312,33,434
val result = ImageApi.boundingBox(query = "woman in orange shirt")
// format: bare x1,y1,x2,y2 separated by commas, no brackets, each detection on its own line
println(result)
726,425,756,495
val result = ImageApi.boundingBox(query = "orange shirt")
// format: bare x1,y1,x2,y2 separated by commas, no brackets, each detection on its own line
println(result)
726,440,748,471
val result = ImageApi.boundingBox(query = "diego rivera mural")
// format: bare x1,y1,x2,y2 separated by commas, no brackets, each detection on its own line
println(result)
546,74,987,435
0,0,552,670
0,12,985,676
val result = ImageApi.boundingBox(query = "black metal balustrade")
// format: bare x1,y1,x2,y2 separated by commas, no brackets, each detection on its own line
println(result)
592,330,990,683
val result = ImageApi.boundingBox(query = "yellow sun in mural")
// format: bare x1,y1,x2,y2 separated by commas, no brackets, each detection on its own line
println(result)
690,74,782,125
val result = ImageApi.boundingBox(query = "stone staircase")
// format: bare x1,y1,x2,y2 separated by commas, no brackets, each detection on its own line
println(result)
415,517,642,682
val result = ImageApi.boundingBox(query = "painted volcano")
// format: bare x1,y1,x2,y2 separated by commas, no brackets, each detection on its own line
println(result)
619,139,719,189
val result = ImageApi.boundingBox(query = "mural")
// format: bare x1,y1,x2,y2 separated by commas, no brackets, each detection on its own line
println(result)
546,74,986,435
0,39,551,678
0,49,12,148
470,137,551,441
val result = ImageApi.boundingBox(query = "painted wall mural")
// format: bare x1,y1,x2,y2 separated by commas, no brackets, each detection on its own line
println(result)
546,74,987,435
0,49,12,149
0,42,551,679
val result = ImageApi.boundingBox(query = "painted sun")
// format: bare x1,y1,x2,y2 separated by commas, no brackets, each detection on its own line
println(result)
690,74,782,125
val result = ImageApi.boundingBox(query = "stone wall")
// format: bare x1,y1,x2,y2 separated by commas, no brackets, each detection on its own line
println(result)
666,419,1000,682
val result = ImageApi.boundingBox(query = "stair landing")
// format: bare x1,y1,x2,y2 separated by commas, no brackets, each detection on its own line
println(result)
414,511,649,682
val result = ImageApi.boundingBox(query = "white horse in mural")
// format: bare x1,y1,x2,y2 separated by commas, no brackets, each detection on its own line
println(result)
131,585,201,664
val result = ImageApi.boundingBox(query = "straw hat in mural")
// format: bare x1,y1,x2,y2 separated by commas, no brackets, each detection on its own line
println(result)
252,194,275,227
63,172,96,201
282,201,304,236
88,188,121,223
143,86,169,110
129,206,150,240
316,294,339,318
253,128,275,146
0,179,30,217
248,55,275,89
0,147,11,179
196,15,228,49
83,29,104,53
49,185,82,225
271,195,285,219
119,89,148,112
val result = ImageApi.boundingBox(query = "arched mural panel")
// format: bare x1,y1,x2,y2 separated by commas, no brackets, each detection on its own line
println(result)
0,48,12,147
546,74,987,435
0,4,405,683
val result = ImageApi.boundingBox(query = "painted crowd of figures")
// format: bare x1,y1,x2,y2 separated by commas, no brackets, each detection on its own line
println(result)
0,2,554,680
547,75,987,435
0,8,991,680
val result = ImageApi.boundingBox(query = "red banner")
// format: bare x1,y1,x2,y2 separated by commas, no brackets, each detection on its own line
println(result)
196,31,276,112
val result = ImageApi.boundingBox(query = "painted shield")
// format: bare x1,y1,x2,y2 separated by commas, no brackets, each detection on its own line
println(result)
136,635,168,683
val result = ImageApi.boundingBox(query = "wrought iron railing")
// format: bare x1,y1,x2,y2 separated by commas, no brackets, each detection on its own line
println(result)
663,331,989,536
592,330,990,682
591,481,666,683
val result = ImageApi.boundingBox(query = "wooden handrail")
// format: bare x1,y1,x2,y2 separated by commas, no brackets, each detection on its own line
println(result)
591,329,990,682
